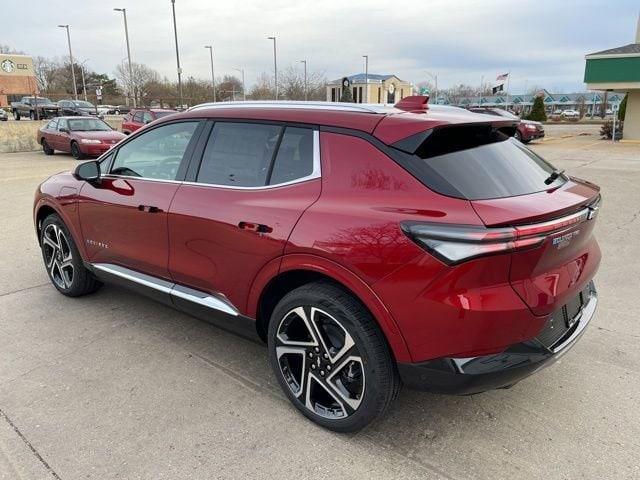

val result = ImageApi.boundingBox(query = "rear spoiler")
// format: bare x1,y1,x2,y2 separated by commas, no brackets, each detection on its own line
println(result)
392,120,519,155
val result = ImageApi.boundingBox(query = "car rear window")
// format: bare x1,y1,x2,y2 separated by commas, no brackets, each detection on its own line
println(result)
394,124,565,200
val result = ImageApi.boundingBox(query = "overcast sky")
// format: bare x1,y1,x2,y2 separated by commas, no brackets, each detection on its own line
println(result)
4,0,639,93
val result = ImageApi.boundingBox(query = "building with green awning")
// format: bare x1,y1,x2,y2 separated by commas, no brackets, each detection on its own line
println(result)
584,17,640,140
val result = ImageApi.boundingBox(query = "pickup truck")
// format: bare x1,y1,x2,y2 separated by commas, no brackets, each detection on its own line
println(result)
11,97,60,120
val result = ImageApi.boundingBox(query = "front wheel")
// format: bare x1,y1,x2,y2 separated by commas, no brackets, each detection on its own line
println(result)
29,111,35,120
42,139,54,155
514,130,522,142
40,214,102,297
13,110,20,120
268,282,400,432
70,142,85,160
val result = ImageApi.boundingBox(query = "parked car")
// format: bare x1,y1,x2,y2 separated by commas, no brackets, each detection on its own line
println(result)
11,96,59,120
57,99,100,117
107,105,131,115
0,109,8,121
469,107,545,143
121,108,176,134
37,116,125,159
96,104,115,115
33,98,601,432
561,109,580,119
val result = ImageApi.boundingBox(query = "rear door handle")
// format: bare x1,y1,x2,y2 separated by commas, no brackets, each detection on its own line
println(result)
138,205,162,213
238,221,273,233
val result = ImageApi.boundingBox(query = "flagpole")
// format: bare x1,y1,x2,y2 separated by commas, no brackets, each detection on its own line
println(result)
505,70,511,111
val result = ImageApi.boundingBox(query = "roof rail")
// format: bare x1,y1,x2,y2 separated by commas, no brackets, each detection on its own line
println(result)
187,100,393,114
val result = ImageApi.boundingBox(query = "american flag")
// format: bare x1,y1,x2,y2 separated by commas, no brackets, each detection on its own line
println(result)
496,73,509,81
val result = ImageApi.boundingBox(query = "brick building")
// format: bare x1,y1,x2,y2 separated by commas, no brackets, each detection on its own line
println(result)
0,54,38,107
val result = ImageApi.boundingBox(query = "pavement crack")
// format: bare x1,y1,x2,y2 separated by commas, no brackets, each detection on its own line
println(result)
0,408,62,479
615,209,640,230
0,283,50,299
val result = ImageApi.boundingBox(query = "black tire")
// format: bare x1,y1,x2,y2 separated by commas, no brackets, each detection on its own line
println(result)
70,142,85,160
42,139,54,155
29,110,35,120
268,281,400,432
40,214,102,297
514,131,522,142
13,110,20,120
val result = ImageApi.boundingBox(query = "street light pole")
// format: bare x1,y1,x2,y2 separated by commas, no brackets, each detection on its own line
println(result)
58,25,78,100
362,55,368,103
171,0,184,108
268,36,278,100
234,68,246,101
79,60,88,101
204,45,216,102
114,8,136,108
300,60,307,101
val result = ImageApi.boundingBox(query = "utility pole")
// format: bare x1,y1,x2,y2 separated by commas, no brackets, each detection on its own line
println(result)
171,0,184,108
362,55,368,103
234,68,246,101
80,60,88,101
114,8,136,107
300,60,307,101
204,45,216,102
58,25,78,100
268,36,278,99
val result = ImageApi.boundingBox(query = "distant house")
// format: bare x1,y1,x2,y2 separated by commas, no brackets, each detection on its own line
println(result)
326,73,413,104
437,89,624,116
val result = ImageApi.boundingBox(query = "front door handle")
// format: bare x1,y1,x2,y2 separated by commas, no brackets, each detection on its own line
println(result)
138,205,162,213
238,221,273,233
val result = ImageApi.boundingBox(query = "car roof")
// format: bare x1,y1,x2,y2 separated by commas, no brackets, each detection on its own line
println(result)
157,101,516,145
56,116,104,120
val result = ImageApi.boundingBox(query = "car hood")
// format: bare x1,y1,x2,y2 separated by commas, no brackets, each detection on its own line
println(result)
71,131,126,142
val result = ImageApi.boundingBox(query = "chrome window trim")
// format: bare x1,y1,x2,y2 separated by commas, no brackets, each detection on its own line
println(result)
101,129,321,191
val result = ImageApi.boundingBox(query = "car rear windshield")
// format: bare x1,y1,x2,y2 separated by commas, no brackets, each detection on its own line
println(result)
396,124,565,200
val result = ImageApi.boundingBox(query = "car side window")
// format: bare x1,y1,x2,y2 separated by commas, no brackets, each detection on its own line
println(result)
133,112,144,123
196,122,281,187
143,112,153,124
57,119,68,131
110,121,198,180
99,152,114,174
269,127,314,185
46,119,58,130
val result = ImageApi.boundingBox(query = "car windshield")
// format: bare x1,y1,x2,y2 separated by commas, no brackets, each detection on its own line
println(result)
73,101,94,108
67,118,112,131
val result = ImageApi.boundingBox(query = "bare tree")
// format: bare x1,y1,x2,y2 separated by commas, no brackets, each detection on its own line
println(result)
248,72,275,100
0,45,25,54
215,75,243,101
277,65,327,100
115,62,160,105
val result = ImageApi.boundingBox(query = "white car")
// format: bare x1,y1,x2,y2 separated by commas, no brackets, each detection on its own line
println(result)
96,104,114,115
561,109,580,118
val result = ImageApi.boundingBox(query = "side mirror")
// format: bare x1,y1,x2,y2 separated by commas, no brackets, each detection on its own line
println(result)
74,160,100,183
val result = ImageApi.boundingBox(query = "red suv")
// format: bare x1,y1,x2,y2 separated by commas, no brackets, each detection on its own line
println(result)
121,108,176,135
33,97,600,432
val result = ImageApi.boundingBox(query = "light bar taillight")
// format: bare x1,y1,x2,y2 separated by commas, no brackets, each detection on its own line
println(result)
401,201,599,266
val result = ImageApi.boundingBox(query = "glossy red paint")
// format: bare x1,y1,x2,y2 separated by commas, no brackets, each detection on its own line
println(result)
37,116,125,157
33,100,601,370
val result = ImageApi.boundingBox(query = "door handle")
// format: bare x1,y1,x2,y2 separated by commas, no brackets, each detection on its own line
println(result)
138,205,162,213
238,221,273,233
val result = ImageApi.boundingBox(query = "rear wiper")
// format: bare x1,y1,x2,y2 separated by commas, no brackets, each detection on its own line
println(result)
544,169,565,185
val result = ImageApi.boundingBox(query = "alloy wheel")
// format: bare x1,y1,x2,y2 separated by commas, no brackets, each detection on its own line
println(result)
42,223,74,289
275,306,365,420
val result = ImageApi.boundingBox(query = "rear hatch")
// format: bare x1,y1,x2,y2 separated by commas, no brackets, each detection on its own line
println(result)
391,122,601,316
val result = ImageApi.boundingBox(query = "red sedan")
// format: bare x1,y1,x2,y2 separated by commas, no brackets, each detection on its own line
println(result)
121,108,176,135
38,116,126,159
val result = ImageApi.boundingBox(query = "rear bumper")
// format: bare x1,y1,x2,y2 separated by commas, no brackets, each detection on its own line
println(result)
398,284,597,395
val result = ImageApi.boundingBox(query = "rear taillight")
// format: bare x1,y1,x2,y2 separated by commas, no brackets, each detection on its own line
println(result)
401,222,545,265
401,198,599,266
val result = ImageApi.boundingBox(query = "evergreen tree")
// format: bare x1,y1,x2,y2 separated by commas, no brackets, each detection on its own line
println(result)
527,95,547,121
340,86,353,102
618,94,627,121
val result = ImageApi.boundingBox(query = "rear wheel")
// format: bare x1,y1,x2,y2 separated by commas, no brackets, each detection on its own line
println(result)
70,142,84,160
29,111,35,120
514,130,522,142
42,139,54,155
40,214,102,297
13,110,20,120
268,282,399,432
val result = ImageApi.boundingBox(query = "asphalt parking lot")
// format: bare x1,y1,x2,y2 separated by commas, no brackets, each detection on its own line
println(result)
1,126,639,479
